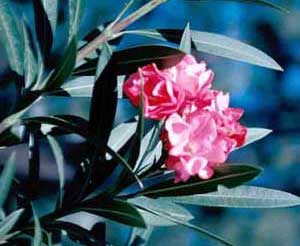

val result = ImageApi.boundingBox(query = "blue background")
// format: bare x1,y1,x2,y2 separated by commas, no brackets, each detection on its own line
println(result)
0,0,300,245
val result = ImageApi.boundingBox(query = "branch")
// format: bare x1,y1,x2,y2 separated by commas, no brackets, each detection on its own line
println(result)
76,0,168,62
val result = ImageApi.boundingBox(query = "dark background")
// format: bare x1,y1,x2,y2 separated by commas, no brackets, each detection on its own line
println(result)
0,0,300,245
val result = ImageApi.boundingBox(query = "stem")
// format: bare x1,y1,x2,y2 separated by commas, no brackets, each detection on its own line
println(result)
76,0,168,62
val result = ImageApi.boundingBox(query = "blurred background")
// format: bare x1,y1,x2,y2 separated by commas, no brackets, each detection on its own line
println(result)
0,0,300,245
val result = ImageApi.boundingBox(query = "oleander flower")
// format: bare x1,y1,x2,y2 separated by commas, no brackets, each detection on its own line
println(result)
164,112,236,182
123,64,184,120
206,90,247,148
164,55,214,100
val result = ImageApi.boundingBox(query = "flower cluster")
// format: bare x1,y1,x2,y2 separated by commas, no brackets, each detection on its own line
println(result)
123,55,247,182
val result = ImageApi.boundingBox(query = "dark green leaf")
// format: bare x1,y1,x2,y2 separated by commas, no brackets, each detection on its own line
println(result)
44,37,77,91
46,135,65,208
81,198,146,228
0,209,24,238
0,0,24,75
89,59,117,148
0,97,42,135
0,153,16,208
46,221,104,246
165,185,300,208
120,30,283,70
96,42,113,78
32,205,42,246
128,80,145,169
179,22,191,53
22,22,37,89
73,45,185,76
138,164,262,197
68,0,85,39
33,0,53,58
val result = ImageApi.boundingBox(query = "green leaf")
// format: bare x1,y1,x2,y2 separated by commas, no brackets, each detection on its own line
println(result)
106,146,144,190
120,30,282,71
68,0,85,39
59,76,94,97
138,164,262,197
81,198,146,228
107,122,137,157
33,0,53,58
44,37,77,90
238,128,272,149
41,0,59,34
0,97,42,135
0,153,16,208
28,125,41,197
89,60,117,148
128,82,145,169
0,209,24,238
0,0,24,75
129,196,194,222
191,31,283,70
135,122,163,174
32,205,42,246
46,135,65,208
163,185,300,208
23,115,89,137
179,22,191,54
186,0,289,13
96,42,113,78
73,45,185,76
139,207,233,246
46,221,102,245
22,22,38,89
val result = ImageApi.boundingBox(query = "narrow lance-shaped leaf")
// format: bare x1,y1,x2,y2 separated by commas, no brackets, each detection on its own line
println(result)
73,45,185,76
96,42,113,78
179,22,191,54
128,70,145,169
22,21,38,89
41,0,59,34
237,128,272,149
118,30,283,71
33,0,53,58
164,185,300,208
0,0,24,75
138,164,262,197
81,198,146,228
46,135,65,208
43,37,77,90
68,0,85,40
0,209,24,238
32,204,42,246
191,31,283,70
0,153,16,208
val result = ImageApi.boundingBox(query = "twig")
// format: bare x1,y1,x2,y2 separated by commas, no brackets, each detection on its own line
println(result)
76,0,168,62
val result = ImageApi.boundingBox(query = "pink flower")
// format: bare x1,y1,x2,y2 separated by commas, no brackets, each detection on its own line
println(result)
123,64,184,120
164,55,214,100
164,112,236,182
205,91,247,148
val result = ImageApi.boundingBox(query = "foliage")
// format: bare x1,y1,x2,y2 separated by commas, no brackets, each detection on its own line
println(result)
0,0,297,246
